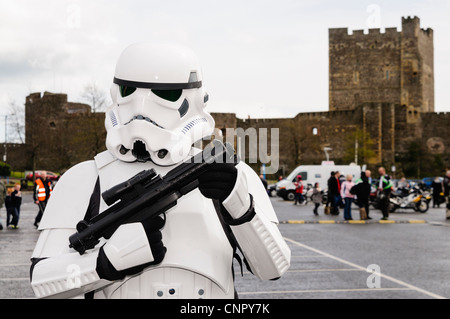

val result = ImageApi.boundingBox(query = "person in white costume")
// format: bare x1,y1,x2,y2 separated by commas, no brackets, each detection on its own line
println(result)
30,43,291,299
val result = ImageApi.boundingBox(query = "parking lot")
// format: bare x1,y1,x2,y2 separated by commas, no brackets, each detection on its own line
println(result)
1,193,449,299
234,196,450,299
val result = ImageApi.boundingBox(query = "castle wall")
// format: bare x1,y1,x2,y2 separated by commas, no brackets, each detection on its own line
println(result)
235,109,366,174
329,27,402,111
19,92,105,172
421,112,450,163
3,95,448,178
417,23,434,113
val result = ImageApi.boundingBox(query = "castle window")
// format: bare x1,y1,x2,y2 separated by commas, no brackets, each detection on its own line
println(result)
312,127,318,135
386,70,390,80
49,122,56,128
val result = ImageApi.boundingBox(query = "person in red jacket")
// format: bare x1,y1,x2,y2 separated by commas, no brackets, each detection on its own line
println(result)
293,175,305,205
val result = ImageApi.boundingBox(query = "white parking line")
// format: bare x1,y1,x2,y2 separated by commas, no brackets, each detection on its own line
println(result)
0,278,29,281
237,268,362,276
239,287,412,296
0,263,30,267
284,237,447,299
291,255,329,258
287,268,362,273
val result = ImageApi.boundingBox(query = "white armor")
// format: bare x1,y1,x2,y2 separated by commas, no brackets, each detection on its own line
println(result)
30,43,291,299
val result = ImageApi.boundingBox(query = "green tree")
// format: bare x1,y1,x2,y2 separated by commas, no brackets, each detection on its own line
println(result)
0,161,11,177
399,140,445,178
343,127,376,165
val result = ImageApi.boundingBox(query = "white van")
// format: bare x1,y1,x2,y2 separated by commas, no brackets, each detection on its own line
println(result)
276,162,361,201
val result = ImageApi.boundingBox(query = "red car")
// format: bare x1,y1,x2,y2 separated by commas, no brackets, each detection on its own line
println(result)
26,170,60,182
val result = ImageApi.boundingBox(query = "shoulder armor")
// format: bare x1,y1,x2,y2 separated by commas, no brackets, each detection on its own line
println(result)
38,161,99,230
237,162,279,224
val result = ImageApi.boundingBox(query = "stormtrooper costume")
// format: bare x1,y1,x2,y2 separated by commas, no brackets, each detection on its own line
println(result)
30,43,291,299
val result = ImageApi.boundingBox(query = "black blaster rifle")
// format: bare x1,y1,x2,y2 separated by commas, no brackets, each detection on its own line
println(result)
69,140,238,255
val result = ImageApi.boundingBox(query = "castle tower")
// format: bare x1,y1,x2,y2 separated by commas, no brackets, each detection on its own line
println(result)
329,16,434,121
400,16,434,116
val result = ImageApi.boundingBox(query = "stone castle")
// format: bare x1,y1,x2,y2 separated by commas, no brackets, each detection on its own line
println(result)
3,17,449,178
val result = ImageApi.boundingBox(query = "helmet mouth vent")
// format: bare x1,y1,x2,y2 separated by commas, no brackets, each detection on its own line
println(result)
123,115,164,129
132,140,151,162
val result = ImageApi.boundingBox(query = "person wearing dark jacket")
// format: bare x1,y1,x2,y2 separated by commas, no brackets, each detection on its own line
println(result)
0,179,5,230
352,172,371,220
325,171,334,214
5,188,14,228
328,171,340,215
11,183,22,228
431,177,443,208
378,167,393,220
444,170,450,220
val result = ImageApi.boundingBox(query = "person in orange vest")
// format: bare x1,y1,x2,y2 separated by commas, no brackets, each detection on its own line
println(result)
33,171,52,228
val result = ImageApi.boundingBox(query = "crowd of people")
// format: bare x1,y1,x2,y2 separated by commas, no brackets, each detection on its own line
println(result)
324,169,380,221
287,167,450,221
0,171,53,230
1,168,450,230
285,169,378,220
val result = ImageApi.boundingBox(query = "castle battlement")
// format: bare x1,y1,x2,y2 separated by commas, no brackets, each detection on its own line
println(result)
401,15,433,37
402,15,420,23
328,28,350,37
330,27,401,39
330,16,432,40
420,28,433,37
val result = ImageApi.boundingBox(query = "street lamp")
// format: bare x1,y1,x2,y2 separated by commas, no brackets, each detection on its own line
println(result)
3,115,7,162
323,147,332,162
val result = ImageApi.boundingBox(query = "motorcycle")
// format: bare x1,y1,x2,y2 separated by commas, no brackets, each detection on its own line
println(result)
389,185,429,213
369,184,380,209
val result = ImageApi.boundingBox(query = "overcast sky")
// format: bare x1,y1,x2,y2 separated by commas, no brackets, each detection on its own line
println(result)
1,0,449,142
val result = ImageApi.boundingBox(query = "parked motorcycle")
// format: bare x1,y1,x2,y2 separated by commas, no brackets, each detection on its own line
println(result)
389,185,430,213
369,184,380,209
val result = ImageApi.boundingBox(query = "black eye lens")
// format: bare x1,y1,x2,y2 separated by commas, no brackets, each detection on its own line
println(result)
119,85,136,97
152,89,182,102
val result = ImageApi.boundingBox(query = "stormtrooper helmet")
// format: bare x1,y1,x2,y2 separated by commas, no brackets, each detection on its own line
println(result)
105,43,215,166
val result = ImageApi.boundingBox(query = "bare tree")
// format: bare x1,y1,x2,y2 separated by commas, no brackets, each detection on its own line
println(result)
80,81,108,156
81,81,106,113
7,99,25,144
